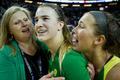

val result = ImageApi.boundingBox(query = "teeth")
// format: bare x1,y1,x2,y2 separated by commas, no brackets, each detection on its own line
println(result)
22,28,29,32
72,38,78,43
38,31,44,33
37,30,47,33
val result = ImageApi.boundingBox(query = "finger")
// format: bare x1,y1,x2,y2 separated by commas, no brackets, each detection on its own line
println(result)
87,63,95,73
87,67,92,74
87,62,95,80
45,71,54,78
52,77,65,80
88,63,94,70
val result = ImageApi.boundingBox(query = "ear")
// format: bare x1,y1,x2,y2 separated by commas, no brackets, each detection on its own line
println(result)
58,21,64,31
94,35,106,45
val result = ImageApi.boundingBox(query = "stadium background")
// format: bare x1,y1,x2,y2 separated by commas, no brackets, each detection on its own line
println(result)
0,0,120,30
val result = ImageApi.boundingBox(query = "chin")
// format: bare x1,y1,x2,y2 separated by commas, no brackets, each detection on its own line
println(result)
37,36,44,40
37,36,48,42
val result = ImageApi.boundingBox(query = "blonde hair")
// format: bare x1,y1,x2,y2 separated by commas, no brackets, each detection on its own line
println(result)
0,6,32,52
39,3,72,70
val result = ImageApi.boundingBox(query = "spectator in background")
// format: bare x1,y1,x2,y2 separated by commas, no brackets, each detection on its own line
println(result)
0,6,6,42
72,11,120,80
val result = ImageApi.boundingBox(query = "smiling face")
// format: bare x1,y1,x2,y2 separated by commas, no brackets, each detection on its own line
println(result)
9,11,33,41
72,13,97,54
35,6,61,42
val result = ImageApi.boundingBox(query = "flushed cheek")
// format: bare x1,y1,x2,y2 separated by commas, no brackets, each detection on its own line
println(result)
10,27,20,34
77,31,86,41
77,32,90,47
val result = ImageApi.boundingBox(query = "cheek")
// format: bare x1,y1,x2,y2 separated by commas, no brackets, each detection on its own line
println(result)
28,23,34,32
77,30,86,41
9,26,16,34
49,28,58,37
77,30,94,50
10,25,21,36
28,21,33,27
12,25,19,30
47,23,58,33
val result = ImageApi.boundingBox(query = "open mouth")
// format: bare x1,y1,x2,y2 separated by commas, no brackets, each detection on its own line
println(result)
72,32,78,45
22,28,30,33
37,30,47,34
72,38,78,45
36,27,48,35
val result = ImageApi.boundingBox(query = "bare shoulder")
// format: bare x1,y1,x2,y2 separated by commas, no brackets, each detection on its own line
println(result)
106,63,120,80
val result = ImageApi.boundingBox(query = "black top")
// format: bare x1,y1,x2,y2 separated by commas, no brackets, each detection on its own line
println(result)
22,47,50,80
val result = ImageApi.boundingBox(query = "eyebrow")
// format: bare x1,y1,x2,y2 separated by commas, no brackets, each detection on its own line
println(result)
13,18,24,23
78,21,83,25
35,15,49,19
78,21,87,27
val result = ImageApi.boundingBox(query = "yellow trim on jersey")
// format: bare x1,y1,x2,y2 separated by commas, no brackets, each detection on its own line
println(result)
104,56,120,80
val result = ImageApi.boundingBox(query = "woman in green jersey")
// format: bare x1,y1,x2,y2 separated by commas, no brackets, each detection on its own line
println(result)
35,3,91,80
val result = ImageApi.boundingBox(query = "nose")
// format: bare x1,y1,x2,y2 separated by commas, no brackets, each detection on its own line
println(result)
21,20,27,27
35,19,43,30
35,22,43,28
72,27,76,36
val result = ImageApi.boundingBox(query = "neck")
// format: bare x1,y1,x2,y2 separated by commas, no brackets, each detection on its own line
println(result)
44,33,64,57
18,38,37,56
90,49,112,73
18,38,32,48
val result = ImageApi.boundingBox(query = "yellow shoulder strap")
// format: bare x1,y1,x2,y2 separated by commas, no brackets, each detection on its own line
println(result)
104,56,120,80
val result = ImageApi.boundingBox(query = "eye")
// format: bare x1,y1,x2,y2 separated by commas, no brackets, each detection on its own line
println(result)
35,18,38,23
23,18,28,21
78,23,85,29
79,25,84,28
43,17,49,21
14,22,18,25
14,20,20,25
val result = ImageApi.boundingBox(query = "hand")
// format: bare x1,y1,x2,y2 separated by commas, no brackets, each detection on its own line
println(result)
87,62,95,80
39,72,65,80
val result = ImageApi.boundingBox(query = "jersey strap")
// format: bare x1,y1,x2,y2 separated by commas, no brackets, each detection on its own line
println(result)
104,56,120,80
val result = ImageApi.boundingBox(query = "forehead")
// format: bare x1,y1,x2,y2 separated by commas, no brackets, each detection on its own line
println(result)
78,13,96,26
35,7,58,17
10,11,28,21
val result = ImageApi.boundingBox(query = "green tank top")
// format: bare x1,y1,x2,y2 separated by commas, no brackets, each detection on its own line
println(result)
49,50,61,77
49,48,90,80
